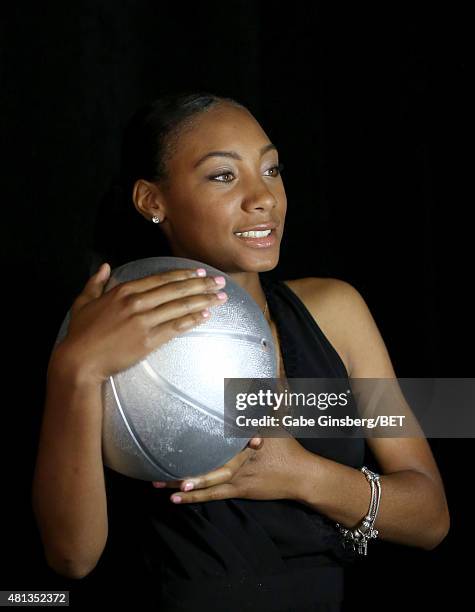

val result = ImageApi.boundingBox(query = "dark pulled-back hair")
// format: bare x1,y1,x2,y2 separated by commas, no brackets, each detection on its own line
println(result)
90,91,247,272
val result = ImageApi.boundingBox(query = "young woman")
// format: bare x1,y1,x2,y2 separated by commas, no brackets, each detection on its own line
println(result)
32,92,450,611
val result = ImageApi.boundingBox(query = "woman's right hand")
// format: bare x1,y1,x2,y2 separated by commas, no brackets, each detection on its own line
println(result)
53,263,228,385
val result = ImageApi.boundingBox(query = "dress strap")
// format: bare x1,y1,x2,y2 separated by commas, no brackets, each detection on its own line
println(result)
260,275,349,379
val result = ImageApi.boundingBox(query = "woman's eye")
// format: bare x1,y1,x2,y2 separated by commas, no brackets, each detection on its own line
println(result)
209,162,284,183
209,171,235,183
267,163,285,177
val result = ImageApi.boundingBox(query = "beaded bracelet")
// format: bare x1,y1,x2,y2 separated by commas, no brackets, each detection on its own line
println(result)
335,466,382,556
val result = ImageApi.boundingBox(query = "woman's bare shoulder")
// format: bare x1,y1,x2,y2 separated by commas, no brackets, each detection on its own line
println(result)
282,277,330,296
282,276,351,308
282,277,352,375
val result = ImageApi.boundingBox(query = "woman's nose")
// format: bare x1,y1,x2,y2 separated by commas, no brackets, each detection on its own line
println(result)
245,184,278,210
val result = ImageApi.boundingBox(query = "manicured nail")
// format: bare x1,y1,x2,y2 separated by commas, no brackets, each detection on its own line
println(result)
195,268,207,277
183,482,194,491
214,276,226,285
171,495,182,503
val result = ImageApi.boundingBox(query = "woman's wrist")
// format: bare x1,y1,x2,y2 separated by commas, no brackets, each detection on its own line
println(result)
289,447,323,505
47,341,105,389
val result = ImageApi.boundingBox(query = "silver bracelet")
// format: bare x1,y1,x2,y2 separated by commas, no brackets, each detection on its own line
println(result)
335,466,382,556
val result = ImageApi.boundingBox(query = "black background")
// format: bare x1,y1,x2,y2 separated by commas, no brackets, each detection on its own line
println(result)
1,1,472,609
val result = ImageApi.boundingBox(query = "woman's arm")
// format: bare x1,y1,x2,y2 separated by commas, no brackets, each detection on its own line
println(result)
293,279,450,551
32,344,109,579
294,442,449,550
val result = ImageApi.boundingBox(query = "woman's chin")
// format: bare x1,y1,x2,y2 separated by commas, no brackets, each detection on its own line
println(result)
234,252,280,273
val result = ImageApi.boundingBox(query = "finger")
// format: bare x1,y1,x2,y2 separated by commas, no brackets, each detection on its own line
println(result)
151,476,204,489
72,263,111,312
118,267,213,295
178,450,252,492
169,483,238,504
122,274,227,317
247,436,264,450
144,290,228,346
151,479,182,488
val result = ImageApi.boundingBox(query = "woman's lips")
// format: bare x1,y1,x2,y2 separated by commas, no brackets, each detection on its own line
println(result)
233,229,277,248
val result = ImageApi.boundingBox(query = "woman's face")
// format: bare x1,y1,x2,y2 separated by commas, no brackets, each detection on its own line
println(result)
156,104,287,273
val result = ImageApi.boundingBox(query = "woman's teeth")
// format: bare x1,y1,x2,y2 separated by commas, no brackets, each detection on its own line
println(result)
234,229,272,237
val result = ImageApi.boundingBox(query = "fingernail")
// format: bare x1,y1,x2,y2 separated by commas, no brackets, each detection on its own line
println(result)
98,263,109,278
153,481,166,487
171,495,182,503
183,482,194,491
216,291,227,300
195,268,207,277
214,276,226,285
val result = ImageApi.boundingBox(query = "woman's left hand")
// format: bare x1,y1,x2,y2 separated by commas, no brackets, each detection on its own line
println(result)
151,433,309,504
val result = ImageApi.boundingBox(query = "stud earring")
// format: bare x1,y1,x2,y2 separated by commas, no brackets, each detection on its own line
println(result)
152,216,161,224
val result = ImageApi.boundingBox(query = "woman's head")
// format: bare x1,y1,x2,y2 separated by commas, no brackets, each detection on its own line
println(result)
121,91,287,274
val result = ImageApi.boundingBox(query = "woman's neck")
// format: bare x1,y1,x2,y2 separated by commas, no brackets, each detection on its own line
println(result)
227,270,267,314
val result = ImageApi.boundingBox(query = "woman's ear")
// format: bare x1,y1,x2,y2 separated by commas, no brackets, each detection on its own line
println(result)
132,179,165,222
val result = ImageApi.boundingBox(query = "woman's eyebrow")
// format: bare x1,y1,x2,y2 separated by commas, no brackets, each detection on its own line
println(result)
193,143,277,169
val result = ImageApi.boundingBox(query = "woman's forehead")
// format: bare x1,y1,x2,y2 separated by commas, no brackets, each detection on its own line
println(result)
175,108,268,160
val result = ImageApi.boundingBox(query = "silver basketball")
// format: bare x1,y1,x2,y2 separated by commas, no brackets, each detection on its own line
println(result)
54,256,277,481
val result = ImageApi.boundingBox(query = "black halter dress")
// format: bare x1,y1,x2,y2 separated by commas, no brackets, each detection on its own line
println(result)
104,274,365,612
